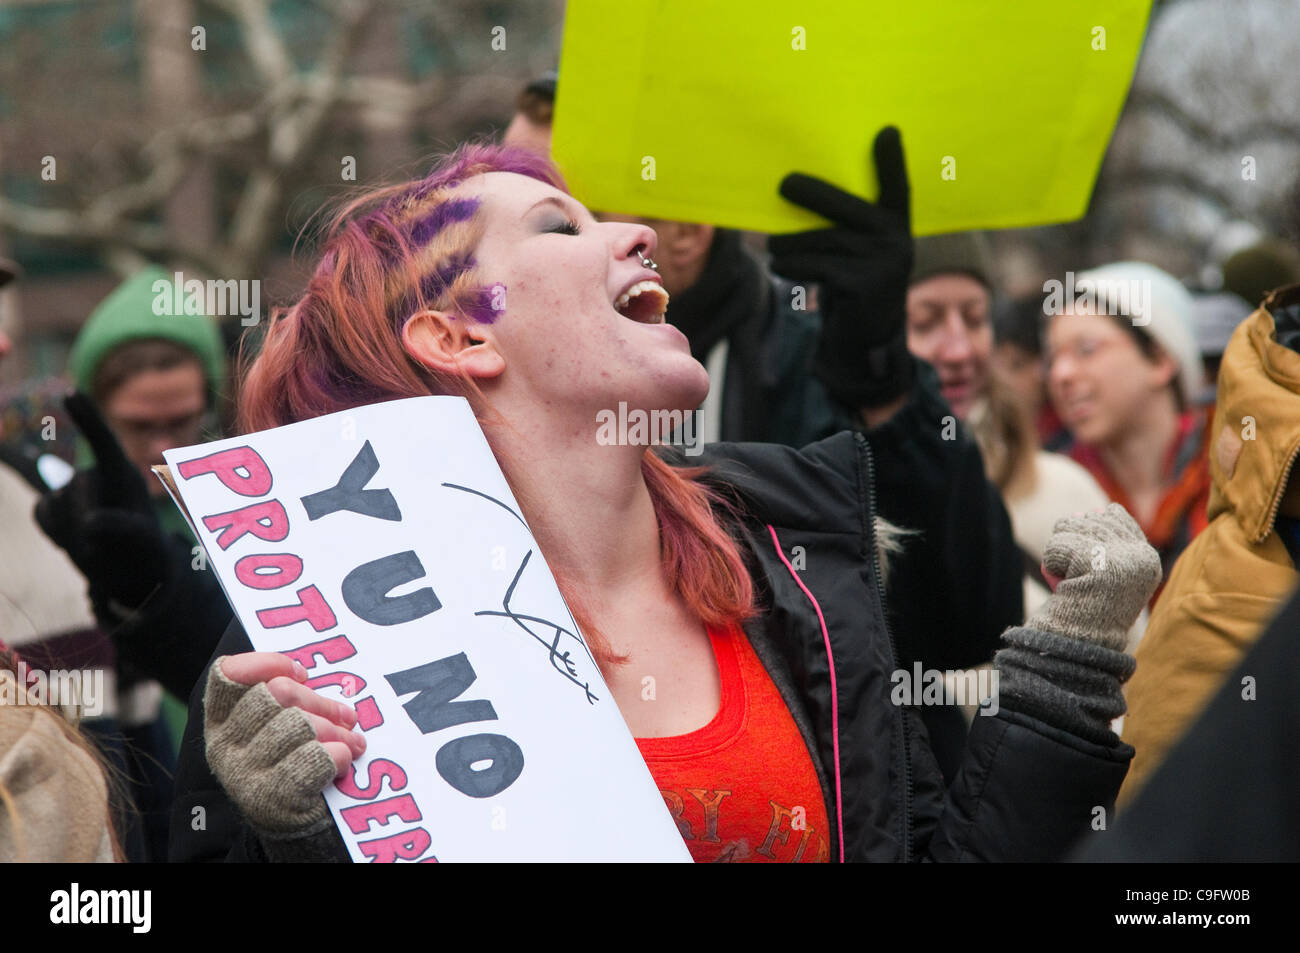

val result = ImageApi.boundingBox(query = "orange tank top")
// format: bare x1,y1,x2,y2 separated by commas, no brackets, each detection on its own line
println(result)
635,624,831,863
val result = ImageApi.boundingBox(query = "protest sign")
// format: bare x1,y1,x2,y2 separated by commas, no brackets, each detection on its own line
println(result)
553,0,1153,235
162,396,690,862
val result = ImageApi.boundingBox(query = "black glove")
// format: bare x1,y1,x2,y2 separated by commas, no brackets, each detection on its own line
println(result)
34,391,176,623
768,126,915,409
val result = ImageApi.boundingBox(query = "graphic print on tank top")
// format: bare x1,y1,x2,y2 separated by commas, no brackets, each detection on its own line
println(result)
635,624,830,863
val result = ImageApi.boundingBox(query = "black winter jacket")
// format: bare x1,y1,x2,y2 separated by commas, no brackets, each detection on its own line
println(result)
674,232,1023,784
696,434,1131,861
672,230,1022,672
171,427,1128,863
665,229,835,449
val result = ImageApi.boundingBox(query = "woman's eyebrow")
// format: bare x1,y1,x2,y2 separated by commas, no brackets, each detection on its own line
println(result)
522,195,571,220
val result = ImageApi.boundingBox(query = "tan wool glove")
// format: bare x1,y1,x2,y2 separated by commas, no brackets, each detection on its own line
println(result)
993,503,1162,745
1029,502,1163,651
203,657,337,834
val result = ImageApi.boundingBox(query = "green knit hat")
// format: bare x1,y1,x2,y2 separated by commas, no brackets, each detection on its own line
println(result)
68,265,226,401
911,231,994,289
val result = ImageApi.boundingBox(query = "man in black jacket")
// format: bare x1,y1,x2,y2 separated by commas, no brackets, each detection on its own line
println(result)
756,128,1023,776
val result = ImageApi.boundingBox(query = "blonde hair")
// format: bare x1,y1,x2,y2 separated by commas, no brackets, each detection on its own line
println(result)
0,650,125,862
967,367,1039,500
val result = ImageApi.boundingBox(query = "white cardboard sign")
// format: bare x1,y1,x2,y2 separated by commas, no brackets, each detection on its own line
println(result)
163,396,690,862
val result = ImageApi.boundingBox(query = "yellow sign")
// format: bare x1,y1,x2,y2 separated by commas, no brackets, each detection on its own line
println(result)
553,1,1152,235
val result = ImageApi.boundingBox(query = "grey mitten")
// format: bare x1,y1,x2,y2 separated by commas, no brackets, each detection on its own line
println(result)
203,657,337,835
1029,502,1163,650
994,503,1162,745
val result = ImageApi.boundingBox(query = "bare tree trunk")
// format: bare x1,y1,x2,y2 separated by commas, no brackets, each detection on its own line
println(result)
138,0,218,263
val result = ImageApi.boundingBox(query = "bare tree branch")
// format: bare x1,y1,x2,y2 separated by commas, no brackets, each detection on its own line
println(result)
1101,165,1249,217
1,0,564,283
205,0,294,88
1126,89,1300,150
224,0,375,272
0,105,265,276
0,192,225,275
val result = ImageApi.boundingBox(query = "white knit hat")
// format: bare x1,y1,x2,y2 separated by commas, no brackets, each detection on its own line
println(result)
1074,262,1206,406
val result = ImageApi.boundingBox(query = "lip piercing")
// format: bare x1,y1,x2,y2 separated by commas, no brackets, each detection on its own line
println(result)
636,249,659,272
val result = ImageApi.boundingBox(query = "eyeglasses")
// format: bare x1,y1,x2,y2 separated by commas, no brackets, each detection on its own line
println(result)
108,411,207,446
1046,336,1119,369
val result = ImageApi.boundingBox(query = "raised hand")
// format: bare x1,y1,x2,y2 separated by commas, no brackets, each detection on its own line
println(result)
768,126,914,408
34,391,172,617
1030,503,1163,652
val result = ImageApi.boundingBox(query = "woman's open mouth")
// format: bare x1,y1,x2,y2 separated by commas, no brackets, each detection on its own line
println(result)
614,280,669,324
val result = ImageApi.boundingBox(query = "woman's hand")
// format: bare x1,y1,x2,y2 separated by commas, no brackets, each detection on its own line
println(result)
204,651,366,835
990,504,1159,744
1029,503,1162,652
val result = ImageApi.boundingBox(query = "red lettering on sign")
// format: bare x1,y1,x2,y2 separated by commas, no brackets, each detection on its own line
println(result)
354,697,384,731
256,585,337,632
177,446,273,497
203,500,289,551
358,827,433,864
281,635,356,671
234,552,303,590
335,758,409,801
340,793,422,835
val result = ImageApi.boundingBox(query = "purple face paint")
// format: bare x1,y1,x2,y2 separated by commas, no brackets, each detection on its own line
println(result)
463,283,506,324
382,150,553,328
390,252,486,331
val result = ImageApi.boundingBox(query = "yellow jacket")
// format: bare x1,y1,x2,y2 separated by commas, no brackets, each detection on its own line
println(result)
1120,287,1300,808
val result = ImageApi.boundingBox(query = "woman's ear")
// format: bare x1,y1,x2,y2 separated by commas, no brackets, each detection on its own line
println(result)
1150,346,1180,393
402,310,505,380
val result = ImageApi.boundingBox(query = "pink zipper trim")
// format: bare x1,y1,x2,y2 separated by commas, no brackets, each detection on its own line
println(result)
766,524,845,863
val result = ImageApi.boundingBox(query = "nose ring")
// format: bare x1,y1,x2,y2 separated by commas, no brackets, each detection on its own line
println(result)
636,248,659,272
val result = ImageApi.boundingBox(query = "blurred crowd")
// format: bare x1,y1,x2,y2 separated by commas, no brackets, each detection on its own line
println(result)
2,70,1299,863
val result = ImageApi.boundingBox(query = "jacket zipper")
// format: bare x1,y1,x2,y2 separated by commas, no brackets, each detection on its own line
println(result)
1259,440,1300,543
856,431,913,862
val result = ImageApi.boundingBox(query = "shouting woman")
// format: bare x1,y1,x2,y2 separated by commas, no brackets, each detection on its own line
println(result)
172,143,1160,863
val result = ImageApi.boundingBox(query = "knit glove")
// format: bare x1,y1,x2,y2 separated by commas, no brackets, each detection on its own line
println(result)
203,657,337,835
768,126,914,409
1029,503,1162,652
34,391,175,621
994,504,1161,745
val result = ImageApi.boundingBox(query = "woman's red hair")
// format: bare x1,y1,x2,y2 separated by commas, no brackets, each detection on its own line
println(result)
239,143,754,665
